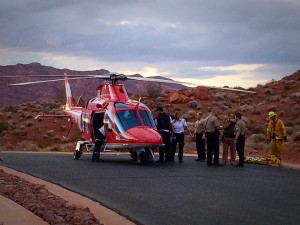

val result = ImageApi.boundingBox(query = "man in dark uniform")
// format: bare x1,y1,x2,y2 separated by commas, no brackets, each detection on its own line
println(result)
194,112,206,162
234,112,247,167
155,106,172,163
92,126,105,161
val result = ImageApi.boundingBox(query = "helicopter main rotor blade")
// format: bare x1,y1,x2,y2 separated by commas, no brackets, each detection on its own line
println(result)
5,72,256,93
8,76,101,86
126,76,256,93
3,74,111,78
126,76,196,86
215,87,256,93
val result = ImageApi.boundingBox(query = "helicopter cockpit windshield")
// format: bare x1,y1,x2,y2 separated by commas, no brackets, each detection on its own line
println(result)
114,103,156,133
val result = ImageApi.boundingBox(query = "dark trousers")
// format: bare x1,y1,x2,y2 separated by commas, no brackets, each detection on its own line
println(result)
171,132,184,162
206,132,220,165
158,130,171,162
93,133,105,160
196,132,206,160
236,135,245,166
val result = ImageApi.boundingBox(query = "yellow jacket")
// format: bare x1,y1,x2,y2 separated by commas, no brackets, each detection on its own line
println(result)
266,119,286,140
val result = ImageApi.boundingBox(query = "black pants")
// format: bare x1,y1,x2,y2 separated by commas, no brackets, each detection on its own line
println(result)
93,133,105,160
205,132,220,165
236,135,245,166
196,132,206,160
171,132,184,162
158,130,171,162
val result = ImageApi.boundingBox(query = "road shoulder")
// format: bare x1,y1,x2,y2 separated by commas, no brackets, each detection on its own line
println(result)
0,165,135,225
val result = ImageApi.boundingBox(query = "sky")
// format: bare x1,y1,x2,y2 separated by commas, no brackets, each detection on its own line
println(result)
0,0,300,88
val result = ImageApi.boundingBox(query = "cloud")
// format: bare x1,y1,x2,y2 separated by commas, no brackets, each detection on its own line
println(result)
0,0,299,88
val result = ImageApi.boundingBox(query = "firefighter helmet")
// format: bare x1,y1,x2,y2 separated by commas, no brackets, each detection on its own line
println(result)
268,111,276,118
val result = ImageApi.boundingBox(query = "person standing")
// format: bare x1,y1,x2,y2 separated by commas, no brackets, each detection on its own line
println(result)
234,112,247,167
221,113,236,165
171,111,187,162
194,112,206,162
266,111,287,162
92,125,105,161
155,106,173,163
204,109,222,166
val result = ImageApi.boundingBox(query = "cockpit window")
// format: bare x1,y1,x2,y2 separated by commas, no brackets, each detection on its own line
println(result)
139,109,156,128
114,108,156,133
115,109,141,133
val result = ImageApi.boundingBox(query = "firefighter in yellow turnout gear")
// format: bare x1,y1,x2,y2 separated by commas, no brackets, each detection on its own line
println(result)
266,111,287,165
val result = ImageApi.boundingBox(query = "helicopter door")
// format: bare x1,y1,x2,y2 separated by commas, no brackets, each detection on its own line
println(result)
92,112,105,141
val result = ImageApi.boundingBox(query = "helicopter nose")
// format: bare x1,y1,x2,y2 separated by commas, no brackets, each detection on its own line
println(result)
126,127,162,144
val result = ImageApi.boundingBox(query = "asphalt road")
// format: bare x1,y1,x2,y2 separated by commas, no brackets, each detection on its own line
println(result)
1,152,300,225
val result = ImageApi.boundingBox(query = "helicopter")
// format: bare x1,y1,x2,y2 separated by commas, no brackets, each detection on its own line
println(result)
6,72,256,164
6,73,186,164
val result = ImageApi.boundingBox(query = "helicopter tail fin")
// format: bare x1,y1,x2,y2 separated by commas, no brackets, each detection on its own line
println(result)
64,73,75,110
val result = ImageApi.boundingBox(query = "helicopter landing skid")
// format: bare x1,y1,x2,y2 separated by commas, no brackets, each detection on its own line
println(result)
133,148,155,165
74,141,92,160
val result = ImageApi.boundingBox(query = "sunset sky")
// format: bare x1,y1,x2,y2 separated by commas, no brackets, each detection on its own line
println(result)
1,0,299,88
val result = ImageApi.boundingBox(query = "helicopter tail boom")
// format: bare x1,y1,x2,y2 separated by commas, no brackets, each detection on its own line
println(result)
64,73,75,110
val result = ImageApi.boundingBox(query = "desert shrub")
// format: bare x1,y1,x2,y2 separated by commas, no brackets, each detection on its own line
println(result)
45,145,62,151
213,93,225,100
285,127,293,135
295,116,300,125
286,80,296,85
290,92,300,99
145,82,163,98
239,105,252,112
69,129,82,142
293,131,300,142
3,105,18,113
46,130,54,137
248,124,265,133
11,130,27,136
196,105,203,110
265,88,273,94
270,95,281,102
156,97,164,102
267,105,278,113
280,98,289,104
173,107,181,112
25,121,34,127
251,107,261,115
182,110,196,120
16,141,38,151
246,139,268,150
0,120,9,133
187,100,198,108
283,84,291,91
233,86,245,90
37,139,53,149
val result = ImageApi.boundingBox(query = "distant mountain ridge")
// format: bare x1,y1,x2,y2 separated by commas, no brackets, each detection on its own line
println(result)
0,63,187,107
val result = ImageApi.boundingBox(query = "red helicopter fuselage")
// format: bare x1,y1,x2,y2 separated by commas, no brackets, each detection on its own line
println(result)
63,77,163,154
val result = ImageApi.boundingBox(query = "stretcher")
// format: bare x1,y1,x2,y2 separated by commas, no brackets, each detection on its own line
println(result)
244,155,282,166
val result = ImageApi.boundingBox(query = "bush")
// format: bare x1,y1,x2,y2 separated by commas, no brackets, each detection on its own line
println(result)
0,120,9,133
293,131,300,142
145,82,163,98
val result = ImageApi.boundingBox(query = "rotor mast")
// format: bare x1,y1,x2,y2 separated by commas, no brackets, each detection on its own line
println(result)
97,73,129,102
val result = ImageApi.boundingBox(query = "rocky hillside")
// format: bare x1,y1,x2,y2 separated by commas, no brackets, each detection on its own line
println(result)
0,67,300,164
